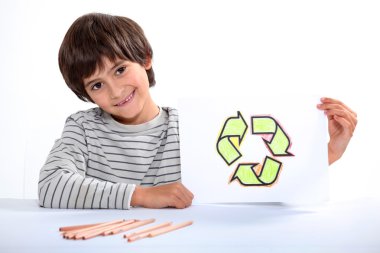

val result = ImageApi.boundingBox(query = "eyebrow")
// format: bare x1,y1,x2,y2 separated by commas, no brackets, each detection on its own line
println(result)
84,60,125,88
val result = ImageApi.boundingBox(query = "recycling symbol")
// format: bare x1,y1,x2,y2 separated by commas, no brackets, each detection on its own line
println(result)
216,111,294,186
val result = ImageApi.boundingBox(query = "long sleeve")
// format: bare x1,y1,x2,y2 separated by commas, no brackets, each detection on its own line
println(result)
38,116,135,209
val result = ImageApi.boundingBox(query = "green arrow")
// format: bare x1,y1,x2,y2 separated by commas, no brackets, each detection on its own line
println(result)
251,117,276,133
216,111,248,165
251,116,293,156
220,111,247,142
230,156,282,186
267,127,291,155
217,138,241,165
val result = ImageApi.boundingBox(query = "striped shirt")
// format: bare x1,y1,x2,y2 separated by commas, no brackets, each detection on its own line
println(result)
38,107,181,209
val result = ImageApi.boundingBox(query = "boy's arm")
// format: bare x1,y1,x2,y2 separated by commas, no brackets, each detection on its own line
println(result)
38,118,135,209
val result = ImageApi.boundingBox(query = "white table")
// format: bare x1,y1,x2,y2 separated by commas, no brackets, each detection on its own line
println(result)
0,198,379,253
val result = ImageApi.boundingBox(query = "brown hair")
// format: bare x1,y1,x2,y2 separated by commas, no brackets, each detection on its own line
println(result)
58,13,155,102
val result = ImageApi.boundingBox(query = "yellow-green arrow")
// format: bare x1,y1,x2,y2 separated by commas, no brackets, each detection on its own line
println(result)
230,156,282,186
251,116,293,156
216,111,248,165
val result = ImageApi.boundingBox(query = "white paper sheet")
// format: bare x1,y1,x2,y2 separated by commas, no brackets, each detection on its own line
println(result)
178,95,329,204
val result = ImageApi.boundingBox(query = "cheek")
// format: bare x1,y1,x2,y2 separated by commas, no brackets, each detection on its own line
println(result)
86,92,97,102
137,74,150,90
88,92,108,106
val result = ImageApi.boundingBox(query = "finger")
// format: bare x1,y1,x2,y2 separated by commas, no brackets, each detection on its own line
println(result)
324,109,357,129
327,112,355,135
171,182,193,201
171,194,189,209
325,112,356,133
179,183,194,200
175,184,193,206
318,102,357,126
317,100,346,112
319,97,357,116
333,115,355,136
166,183,192,208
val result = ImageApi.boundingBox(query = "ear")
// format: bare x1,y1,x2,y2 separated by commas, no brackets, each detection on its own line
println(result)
144,57,152,70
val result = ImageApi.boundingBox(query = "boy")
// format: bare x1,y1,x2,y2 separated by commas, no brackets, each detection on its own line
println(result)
38,13,357,210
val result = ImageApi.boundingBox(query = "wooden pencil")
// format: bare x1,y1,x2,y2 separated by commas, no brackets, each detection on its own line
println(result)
124,222,172,240
101,219,137,236
59,222,104,232
127,221,193,243
63,219,124,239
77,218,155,239
149,221,193,237
74,220,135,239
102,218,156,236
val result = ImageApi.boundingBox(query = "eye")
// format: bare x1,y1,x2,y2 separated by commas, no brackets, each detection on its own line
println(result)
115,66,126,76
91,82,103,90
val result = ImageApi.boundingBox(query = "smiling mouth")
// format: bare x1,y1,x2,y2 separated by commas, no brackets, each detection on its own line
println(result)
115,90,135,106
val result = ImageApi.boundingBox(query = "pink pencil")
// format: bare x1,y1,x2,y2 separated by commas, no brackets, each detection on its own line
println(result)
77,220,136,239
128,221,193,242
59,222,104,232
101,219,139,235
101,218,156,236
63,219,124,239
124,222,172,240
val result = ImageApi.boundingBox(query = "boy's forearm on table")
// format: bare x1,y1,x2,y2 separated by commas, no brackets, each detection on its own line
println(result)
39,169,135,210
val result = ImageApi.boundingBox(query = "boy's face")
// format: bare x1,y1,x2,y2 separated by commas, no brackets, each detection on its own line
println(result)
83,57,158,125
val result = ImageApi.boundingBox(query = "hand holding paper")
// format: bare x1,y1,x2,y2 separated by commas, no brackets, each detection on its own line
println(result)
317,97,357,165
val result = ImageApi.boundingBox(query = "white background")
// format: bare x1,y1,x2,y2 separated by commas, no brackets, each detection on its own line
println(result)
0,0,379,201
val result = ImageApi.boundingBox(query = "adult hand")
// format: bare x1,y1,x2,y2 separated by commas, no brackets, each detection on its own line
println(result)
317,97,357,165
131,182,194,209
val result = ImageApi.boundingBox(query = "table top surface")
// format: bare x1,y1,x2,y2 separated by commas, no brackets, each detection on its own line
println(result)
0,198,379,253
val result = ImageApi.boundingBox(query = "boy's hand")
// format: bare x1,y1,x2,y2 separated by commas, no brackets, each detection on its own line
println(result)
131,182,194,209
317,97,357,165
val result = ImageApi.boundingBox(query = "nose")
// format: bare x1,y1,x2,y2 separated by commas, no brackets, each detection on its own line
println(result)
108,81,124,99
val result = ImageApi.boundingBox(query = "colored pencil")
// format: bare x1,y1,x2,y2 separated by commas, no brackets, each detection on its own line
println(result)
128,221,193,242
63,219,124,239
124,222,172,241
